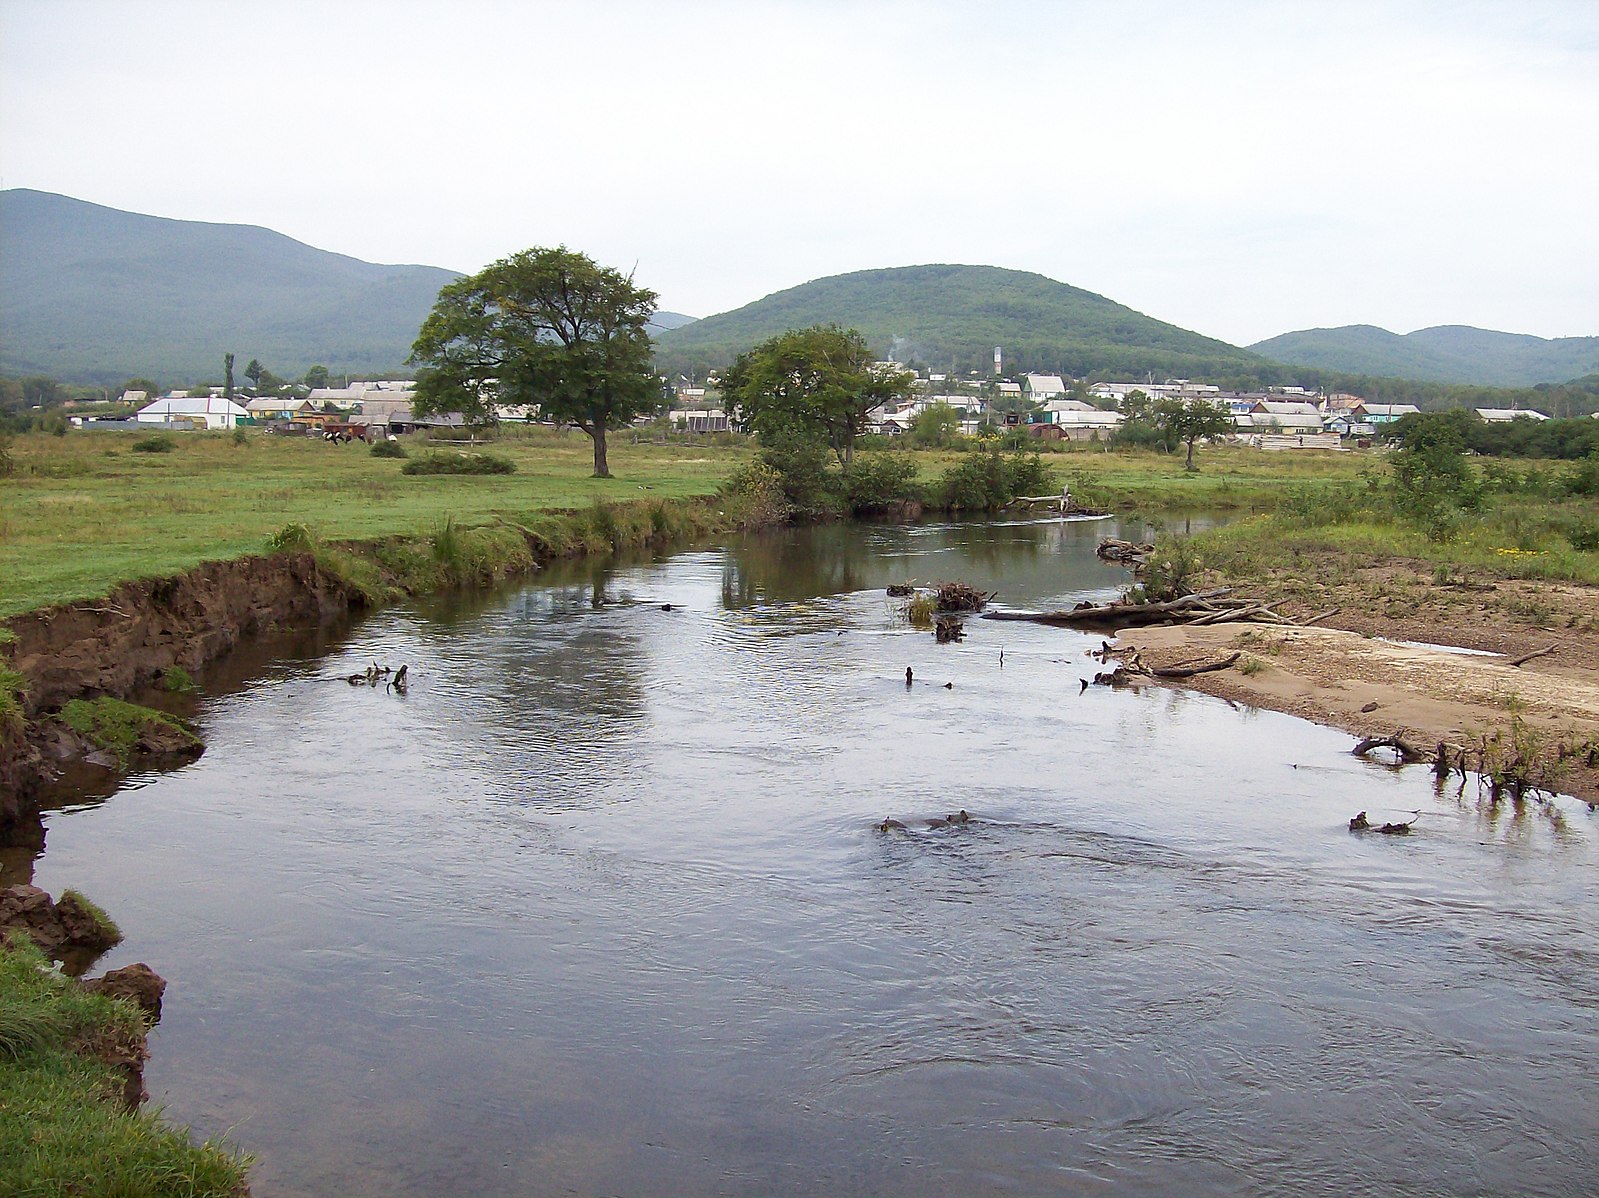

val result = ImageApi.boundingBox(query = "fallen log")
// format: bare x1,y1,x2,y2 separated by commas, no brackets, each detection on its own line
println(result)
982,587,1234,628
1352,734,1431,764
1507,644,1557,668
1297,606,1340,626
1151,652,1241,678
1187,602,1269,626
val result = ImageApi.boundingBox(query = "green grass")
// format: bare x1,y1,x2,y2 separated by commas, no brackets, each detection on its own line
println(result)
0,940,250,1196
58,697,201,765
0,426,754,618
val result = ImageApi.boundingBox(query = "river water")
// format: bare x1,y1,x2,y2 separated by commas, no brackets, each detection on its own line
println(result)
25,517,1599,1197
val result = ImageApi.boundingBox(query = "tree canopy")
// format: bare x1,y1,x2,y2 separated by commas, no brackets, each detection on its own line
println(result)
409,246,659,477
718,324,913,464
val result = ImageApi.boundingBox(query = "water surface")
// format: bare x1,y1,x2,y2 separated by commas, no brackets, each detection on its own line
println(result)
30,517,1599,1196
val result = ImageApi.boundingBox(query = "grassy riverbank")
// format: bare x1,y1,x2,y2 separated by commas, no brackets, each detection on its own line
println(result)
0,427,752,618
0,941,250,1196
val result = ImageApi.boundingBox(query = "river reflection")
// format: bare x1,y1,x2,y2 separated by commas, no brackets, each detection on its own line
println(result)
28,517,1599,1198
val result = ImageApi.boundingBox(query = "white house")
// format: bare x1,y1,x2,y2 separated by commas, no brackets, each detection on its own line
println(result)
1476,407,1549,422
1352,402,1420,424
1022,374,1069,403
1243,400,1324,435
135,396,249,429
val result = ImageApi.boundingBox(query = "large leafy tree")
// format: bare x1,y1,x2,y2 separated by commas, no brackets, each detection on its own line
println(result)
409,246,659,477
719,324,913,464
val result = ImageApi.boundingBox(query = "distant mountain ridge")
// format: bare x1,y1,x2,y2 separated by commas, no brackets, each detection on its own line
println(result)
1249,324,1599,387
0,189,466,384
0,189,698,386
654,264,1267,381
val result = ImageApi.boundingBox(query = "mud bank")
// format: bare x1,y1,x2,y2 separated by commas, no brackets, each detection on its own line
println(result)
0,551,357,817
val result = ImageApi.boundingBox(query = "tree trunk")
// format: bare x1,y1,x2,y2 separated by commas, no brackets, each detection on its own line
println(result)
589,424,611,478
1185,438,1197,471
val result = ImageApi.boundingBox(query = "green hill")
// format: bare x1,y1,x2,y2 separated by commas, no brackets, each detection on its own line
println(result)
0,189,467,385
652,264,1267,380
1250,324,1599,387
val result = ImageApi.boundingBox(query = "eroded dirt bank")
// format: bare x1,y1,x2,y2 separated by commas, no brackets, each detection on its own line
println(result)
1,551,358,816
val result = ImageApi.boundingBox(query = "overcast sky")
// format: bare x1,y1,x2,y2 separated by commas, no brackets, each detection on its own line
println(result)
3,0,1595,345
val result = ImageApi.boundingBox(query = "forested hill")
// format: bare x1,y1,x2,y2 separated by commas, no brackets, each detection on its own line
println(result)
1250,324,1599,388
0,189,470,384
652,264,1267,380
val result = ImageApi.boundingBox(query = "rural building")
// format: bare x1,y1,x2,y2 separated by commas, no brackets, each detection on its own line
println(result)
1476,407,1549,422
134,396,249,429
1242,400,1324,435
1351,402,1420,424
669,407,732,433
1022,374,1069,403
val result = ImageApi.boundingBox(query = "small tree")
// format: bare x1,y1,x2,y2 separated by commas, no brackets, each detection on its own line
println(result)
244,358,264,392
304,364,330,389
910,402,961,448
224,352,235,399
719,324,912,465
1167,399,1236,471
410,246,659,477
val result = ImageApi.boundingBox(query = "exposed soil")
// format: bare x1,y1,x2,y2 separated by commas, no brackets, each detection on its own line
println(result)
1112,566,1599,804
1,551,359,818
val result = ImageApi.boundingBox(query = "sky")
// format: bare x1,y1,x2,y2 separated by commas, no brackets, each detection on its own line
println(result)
2,0,1596,346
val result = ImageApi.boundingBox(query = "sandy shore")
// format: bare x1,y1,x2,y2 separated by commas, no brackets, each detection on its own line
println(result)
1112,621,1599,805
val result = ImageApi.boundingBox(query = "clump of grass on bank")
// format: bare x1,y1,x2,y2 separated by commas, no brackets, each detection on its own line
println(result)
56,889,123,950
161,665,196,693
0,940,250,1197
1,663,25,732
58,698,200,765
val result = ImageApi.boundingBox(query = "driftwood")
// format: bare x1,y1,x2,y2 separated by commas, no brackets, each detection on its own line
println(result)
1097,538,1153,564
1507,644,1556,668
1297,606,1340,626
982,587,1234,628
935,582,995,612
1150,652,1241,678
1352,734,1431,764
1349,810,1419,834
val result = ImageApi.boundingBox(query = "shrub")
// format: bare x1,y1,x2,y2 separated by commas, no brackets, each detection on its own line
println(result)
841,453,920,514
1132,534,1204,602
1566,519,1599,553
162,665,196,693
757,432,842,521
938,450,1055,510
401,451,514,475
131,436,174,454
720,459,793,527
370,437,408,459
0,432,14,477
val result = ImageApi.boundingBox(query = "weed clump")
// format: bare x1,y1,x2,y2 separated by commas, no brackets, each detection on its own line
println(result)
370,437,408,459
401,452,515,476
161,665,196,693
130,436,175,454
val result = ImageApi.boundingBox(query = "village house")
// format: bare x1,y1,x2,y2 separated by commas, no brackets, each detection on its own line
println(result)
1475,407,1549,422
135,395,249,430
1352,401,1421,424
1240,400,1324,435
1022,374,1069,404
669,407,732,433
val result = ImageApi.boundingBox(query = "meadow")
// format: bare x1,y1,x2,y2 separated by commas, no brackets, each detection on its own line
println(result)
0,426,750,618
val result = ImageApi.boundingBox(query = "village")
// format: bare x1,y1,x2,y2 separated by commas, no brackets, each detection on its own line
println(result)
84,360,1560,450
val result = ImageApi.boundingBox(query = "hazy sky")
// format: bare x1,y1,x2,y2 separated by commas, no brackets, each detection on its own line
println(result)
3,0,1595,345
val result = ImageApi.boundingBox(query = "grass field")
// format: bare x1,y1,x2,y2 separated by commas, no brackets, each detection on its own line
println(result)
0,427,752,618
6,428,1592,619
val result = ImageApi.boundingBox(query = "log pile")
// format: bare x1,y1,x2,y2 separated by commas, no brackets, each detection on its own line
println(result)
981,587,1294,630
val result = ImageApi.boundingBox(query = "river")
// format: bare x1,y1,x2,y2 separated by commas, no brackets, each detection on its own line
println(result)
23,516,1599,1196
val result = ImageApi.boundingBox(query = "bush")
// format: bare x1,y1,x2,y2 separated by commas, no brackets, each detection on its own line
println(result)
1133,534,1204,602
265,522,315,552
720,459,793,527
131,436,174,454
1567,519,1599,553
756,432,842,520
938,450,1056,510
0,432,13,477
841,453,920,514
401,451,515,476
370,437,408,459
